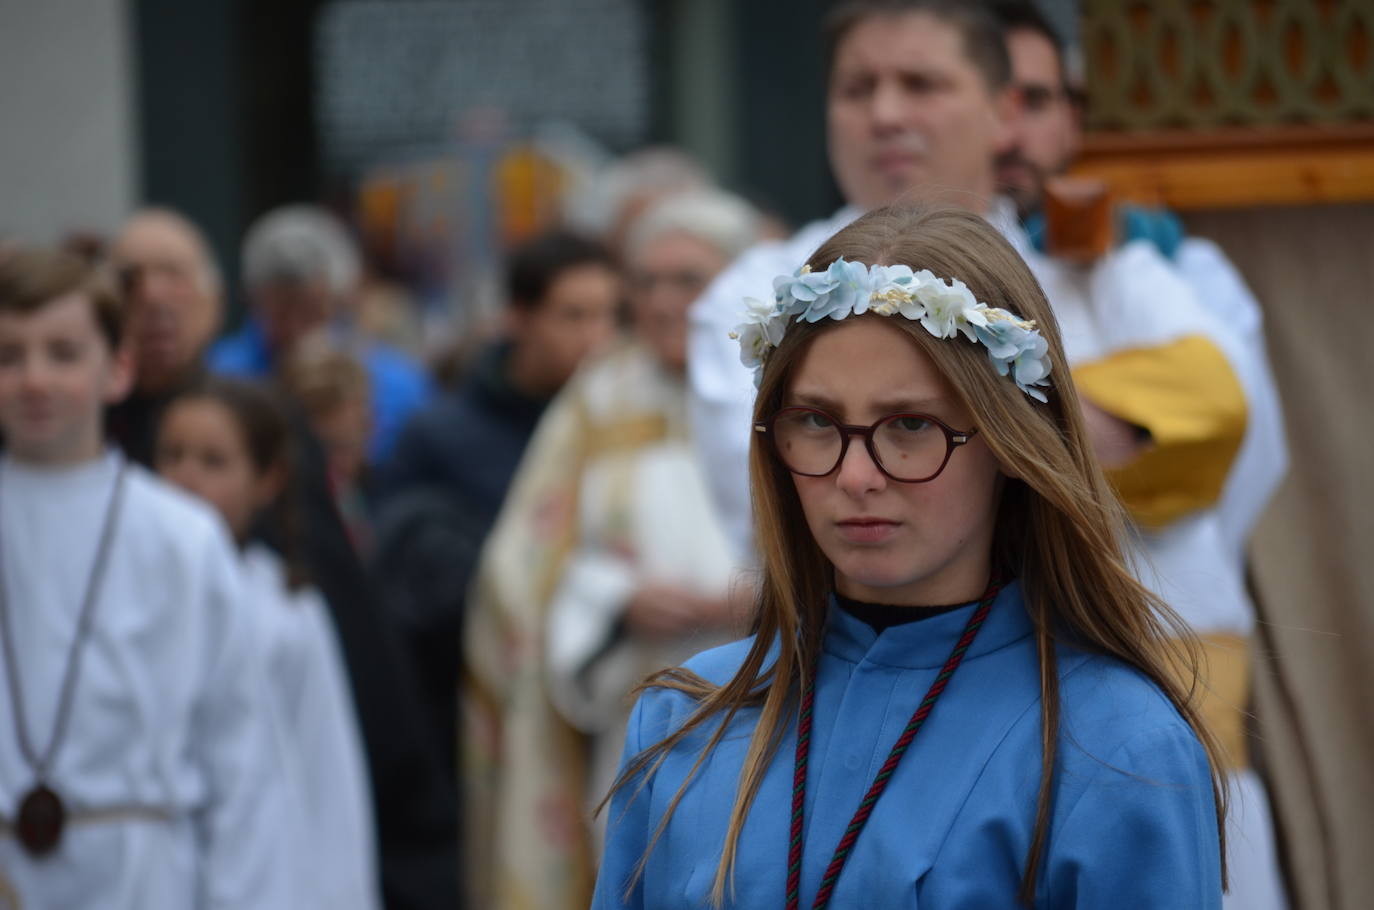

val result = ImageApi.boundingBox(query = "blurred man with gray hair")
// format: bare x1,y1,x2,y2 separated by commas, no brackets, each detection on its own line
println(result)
210,205,431,460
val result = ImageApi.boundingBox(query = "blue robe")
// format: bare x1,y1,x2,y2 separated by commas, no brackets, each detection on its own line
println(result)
594,582,1221,908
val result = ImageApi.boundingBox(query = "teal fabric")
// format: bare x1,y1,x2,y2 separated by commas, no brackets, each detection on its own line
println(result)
1025,204,1187,261
594,582,1221,908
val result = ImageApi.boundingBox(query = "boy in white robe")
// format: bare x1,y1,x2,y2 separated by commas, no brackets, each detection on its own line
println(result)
0,249,297,908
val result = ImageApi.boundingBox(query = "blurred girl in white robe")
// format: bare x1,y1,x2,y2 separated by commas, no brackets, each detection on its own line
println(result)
156,377,380,910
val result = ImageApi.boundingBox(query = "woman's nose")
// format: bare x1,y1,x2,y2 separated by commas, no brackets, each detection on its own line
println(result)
834,434,887,495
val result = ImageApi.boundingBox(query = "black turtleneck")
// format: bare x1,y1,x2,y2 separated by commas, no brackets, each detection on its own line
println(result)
834,593,972,633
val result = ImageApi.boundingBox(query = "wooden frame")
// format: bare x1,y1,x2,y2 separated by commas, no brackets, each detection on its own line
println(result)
1071,124,1374,210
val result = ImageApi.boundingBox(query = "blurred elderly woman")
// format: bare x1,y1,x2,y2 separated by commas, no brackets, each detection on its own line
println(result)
461,188,760,910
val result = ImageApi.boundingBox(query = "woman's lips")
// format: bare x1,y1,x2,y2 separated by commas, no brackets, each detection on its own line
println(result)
835,518,901,544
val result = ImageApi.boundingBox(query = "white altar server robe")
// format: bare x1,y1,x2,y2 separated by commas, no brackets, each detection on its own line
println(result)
0,453,297,909
241,543,380,910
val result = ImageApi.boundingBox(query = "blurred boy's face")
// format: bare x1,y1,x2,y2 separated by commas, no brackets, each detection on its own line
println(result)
0,294,132,465
510,263,620,395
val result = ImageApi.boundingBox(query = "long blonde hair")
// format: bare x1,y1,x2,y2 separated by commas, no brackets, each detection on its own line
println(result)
606,206,1228,905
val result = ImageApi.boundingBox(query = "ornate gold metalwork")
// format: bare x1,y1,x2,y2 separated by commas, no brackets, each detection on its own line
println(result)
1083,0,1374,130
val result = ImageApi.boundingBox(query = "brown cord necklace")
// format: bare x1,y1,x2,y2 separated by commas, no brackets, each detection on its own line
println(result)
0,456,127,857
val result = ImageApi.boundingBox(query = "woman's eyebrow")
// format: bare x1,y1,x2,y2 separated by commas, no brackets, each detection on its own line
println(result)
785,391,843,411
785,390,947,415
870,396,946,413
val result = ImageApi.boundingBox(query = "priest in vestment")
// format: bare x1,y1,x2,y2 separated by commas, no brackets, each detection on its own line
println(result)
463,189,759,909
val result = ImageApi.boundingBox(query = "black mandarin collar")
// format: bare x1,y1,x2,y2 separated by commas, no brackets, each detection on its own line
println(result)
833,592,973,633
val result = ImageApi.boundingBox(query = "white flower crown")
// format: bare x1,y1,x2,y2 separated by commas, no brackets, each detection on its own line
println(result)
731,258,1052,401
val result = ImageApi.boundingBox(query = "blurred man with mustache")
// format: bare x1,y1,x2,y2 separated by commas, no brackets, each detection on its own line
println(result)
991,6,1290,908
991,3,1079,222
107,209,223,464
993,0,1287,591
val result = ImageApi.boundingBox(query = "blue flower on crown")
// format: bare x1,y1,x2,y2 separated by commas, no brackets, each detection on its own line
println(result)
973,313,1052,401
781,259,872,323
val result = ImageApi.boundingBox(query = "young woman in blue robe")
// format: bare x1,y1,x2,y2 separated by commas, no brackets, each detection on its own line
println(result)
592,205,1229,909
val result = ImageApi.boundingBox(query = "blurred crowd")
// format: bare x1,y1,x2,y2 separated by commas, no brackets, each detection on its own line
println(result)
1,138,778,908
0,1,1306,909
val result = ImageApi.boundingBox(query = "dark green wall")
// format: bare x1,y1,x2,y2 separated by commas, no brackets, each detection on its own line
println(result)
732,0,842,228
132,0,324,317
649,0,842,230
